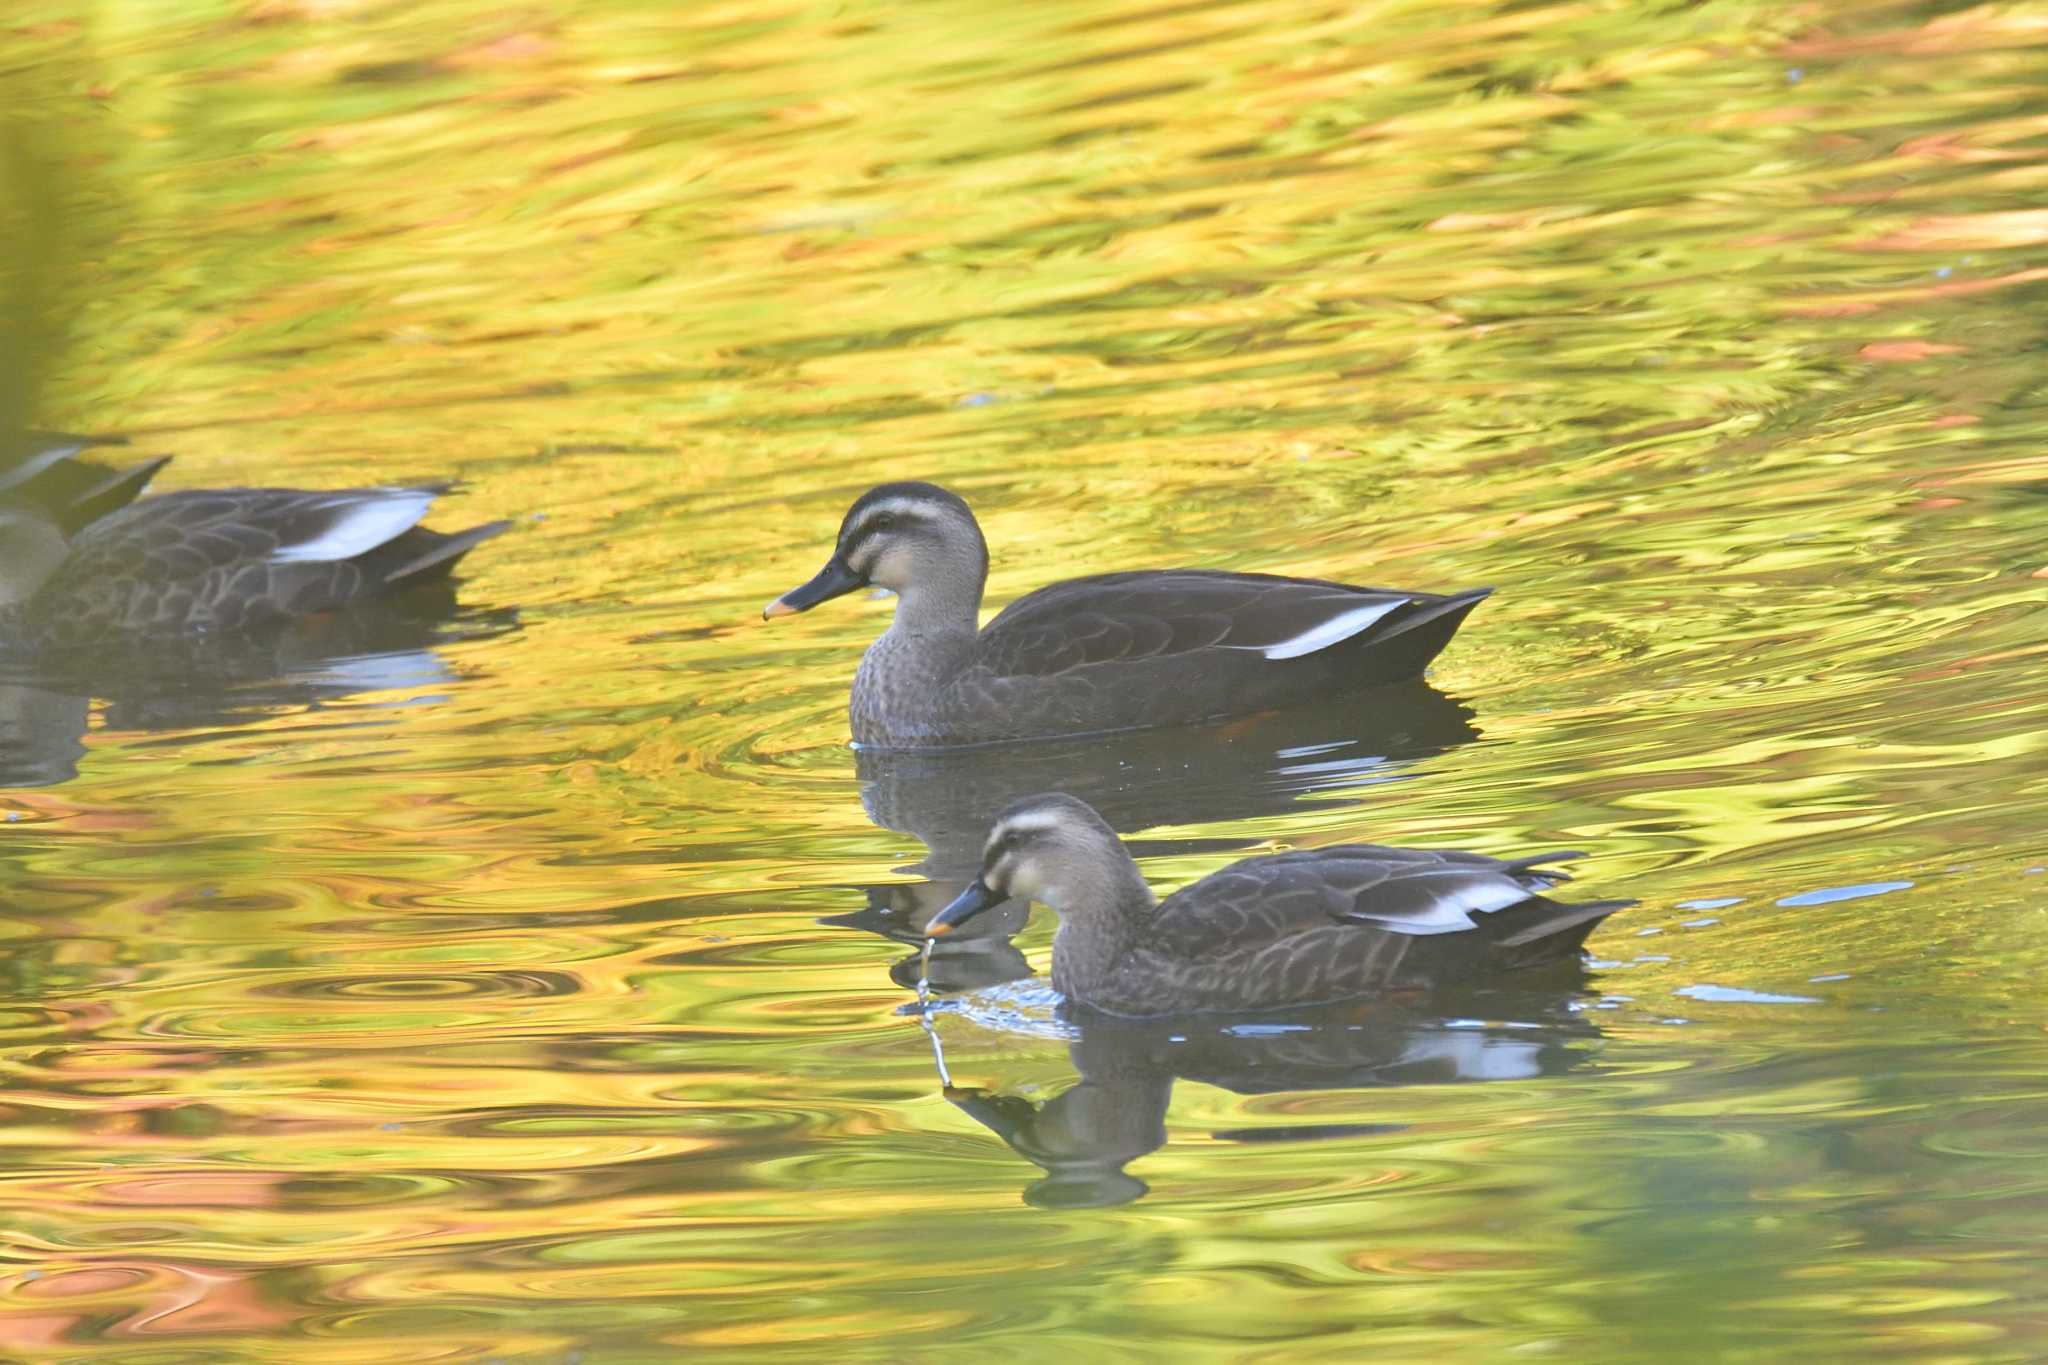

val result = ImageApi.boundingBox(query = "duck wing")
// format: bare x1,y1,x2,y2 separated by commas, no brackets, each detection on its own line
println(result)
1109,846,1625,1012
976,571,1486,676
1149,845,1595,958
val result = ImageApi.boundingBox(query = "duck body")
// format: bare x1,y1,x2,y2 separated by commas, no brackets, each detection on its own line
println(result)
767,482,1489,748
1060,843,1620,1017
0,485,509,655
850,568,1489,747
928,793,1627,1017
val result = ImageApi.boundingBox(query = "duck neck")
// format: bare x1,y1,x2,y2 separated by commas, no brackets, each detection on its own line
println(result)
1049,858,1157,1004
849,565,986,744
891,556,984,637
0,513,68,611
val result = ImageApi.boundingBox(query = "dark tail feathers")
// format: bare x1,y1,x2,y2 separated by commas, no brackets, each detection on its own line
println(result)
1495,898,1633,950
377,520,513,588
1351,588,1492,684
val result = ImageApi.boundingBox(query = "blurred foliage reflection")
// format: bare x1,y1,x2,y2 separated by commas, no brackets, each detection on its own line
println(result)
2,0,2047,1360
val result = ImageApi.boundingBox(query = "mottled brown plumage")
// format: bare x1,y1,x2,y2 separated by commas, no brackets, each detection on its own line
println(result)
0,485,509,654
927,793,1628,1017
763,481,1489,747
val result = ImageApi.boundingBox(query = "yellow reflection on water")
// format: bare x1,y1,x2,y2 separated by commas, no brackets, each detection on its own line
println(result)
3,0,2048,1360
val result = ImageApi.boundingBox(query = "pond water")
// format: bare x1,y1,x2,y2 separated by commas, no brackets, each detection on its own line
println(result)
3,0,2047,1360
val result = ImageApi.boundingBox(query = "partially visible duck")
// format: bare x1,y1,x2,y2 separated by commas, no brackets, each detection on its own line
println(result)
838,690,1480,994
0,483,509,654
0,431,169,535
926,793,1627,1016
762,481,1490,747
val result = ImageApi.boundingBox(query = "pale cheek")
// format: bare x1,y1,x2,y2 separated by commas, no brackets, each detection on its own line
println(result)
1020,868,1077,911
999,857,1044,903
867,546,912,590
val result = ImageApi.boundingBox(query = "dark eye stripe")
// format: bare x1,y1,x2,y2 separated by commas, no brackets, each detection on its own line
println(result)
847,501,932,545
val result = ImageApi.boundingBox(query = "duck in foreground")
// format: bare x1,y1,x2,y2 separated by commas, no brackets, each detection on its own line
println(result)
0,483,509,655
762,481,1490,747
925,793,1629,1017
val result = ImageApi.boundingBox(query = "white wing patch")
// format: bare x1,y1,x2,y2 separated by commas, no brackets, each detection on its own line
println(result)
1261,598,1407,660
1345,875,1531,935
271,490,435,563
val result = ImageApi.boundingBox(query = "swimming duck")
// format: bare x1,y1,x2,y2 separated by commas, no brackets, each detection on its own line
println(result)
0,483,509,654
761,481,1490,747
926,793,1627,1016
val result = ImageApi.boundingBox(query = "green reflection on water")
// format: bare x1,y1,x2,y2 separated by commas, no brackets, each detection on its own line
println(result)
3,0,2048,1360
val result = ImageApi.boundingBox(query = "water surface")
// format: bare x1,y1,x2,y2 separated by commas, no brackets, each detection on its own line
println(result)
3,0,2046,1360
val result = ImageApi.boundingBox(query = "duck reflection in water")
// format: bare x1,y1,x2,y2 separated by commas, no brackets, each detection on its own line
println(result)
932,992,1606,1209
0,462,513,786
908,792,1628,1206
822,684,1482,993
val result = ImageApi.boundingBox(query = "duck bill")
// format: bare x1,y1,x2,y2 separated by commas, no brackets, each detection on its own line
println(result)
925,879,1004,937
763,556,864,620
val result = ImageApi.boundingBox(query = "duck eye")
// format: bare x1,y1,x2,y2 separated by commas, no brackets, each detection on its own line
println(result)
869,513,897,532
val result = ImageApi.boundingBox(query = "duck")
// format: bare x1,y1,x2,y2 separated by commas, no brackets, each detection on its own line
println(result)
925,793,1628,1017
761,481,1490,747
0,482,510,656
1,431,170,535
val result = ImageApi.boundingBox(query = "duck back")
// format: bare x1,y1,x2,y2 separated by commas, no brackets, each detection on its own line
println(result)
1079,844,1625,1016
871,570,1488,745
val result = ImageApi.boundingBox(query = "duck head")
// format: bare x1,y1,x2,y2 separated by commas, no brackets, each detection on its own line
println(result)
762,481,989,620
0,504,69,607
927,792,1151,937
